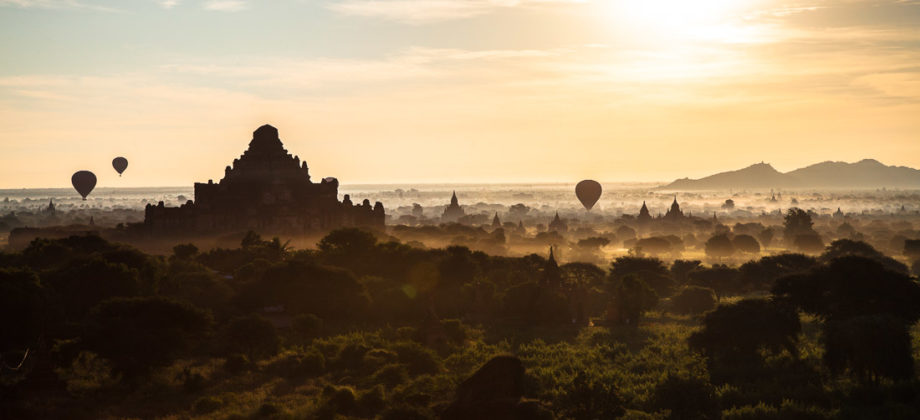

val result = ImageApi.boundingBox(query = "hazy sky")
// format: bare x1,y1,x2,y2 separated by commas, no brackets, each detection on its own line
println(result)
1,0,919,188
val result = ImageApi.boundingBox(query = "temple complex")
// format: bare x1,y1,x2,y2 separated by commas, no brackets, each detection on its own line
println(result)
144,124,385,234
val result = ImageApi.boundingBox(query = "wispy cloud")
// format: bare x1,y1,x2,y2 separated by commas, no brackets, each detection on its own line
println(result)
203,0,247,12
157,0,180,9
0,0,116,11
328,0,584,24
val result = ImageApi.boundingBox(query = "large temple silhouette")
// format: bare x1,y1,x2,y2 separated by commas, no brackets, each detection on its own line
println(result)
144,125,385,234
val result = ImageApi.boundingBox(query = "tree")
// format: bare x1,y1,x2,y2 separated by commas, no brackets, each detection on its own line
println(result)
772,256,920,324
793,233,824,254
577,237,610,250
670,260,702,286
783,208,815,243
502,281,569,324
172,243,199,261
635,237,672,256
84,297,212,382
822,315,913,382
45,256,140,321
237,261,369,320
0,268,46,355
689,299,800,369
670,286,717,315
689,266,741,300
821,239,908,274
220,315,280,360
704,234,735,261
607,274,658,327
609,256,673,297
555,372,626,420
722,199,735,210
318,228,378,270
649,374,720,420
757,227,775,249
739,253,817,291
903,239,920,261
732,234,761,254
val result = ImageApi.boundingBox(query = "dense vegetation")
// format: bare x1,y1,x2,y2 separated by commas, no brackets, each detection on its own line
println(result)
2,226,920,419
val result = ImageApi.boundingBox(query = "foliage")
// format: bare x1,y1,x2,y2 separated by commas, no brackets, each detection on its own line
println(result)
83,296,211,381
670,286,717,315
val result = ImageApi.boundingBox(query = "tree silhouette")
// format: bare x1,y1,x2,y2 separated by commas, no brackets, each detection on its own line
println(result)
607,274,658,327
704,234,735,262
689,299,800,371
84,296,211,382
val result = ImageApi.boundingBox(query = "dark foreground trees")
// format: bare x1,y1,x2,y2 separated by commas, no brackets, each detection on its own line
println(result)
84,296,211,382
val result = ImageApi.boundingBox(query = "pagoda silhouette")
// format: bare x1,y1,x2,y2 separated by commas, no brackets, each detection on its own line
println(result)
144,124,384,234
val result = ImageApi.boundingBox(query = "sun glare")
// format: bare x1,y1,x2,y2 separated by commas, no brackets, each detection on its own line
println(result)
604,0,757,42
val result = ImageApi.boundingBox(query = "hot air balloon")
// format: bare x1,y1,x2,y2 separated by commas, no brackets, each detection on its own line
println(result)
71,170,97,200
112,157,128,176
575,180,602,210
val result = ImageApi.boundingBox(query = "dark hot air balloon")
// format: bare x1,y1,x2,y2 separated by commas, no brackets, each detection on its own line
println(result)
575,180,602,210
71,171,97,200
112,157,128,176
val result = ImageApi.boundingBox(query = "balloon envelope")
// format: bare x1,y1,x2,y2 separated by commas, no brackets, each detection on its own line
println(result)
112,157,128,175
71,171,97,200
575,180,602,210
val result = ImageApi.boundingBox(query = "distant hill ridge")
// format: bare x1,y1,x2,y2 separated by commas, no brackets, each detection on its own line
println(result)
659,159,920,190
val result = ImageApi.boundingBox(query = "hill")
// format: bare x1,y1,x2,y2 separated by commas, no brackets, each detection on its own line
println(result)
659,159,920,190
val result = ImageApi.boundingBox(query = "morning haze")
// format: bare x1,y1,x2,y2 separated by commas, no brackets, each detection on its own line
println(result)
2,0,920,188
3,1,920,419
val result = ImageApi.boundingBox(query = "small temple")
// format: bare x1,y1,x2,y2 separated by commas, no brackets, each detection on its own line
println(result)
637,201,652,224
442,191,465,222
491,213,501,229
548,212,568,233
144,124,385,234
663,196,685,221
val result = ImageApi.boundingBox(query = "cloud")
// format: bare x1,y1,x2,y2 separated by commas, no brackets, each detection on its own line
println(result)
204,0,247,12
0,0,116,11
157,0,179,8
328,0,584,23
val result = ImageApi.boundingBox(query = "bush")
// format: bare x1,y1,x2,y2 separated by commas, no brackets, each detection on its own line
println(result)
292,313,323,339
268,349,325,379
554,372,626,419
224,354,250,375
372,363,409,388
670,286,717,315
320,385,357,416
220,314,280,361
393,342,442,375
356,385,387,416
380,406,434,420
192,396,222,414
256,402,282,417
648,374,720,419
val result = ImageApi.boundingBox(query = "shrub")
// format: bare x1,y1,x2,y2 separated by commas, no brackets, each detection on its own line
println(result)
192,396,222,415
648,374,720,419
372,363,409,388
292,313,323,339
392,341,441,375
224,354,250,375
220,314,280,361
268,349,325,379
356,385,387,416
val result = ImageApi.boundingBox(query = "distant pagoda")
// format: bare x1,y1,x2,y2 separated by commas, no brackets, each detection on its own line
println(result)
144,124,384,234
442,191,465,222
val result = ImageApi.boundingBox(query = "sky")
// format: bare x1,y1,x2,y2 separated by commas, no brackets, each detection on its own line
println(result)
1,0,919,188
